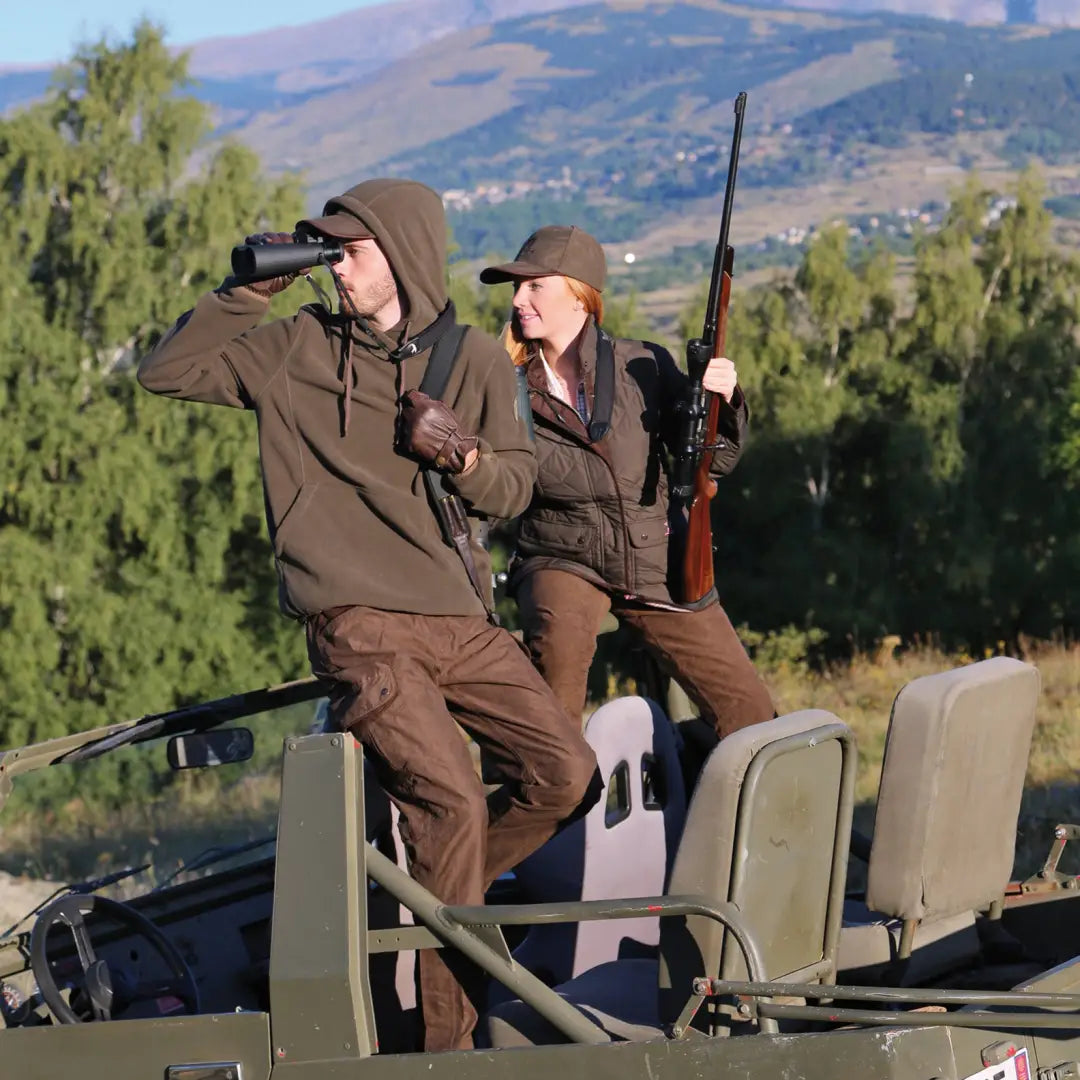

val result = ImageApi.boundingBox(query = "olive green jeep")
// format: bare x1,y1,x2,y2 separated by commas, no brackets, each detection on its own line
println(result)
2,656,1080,1080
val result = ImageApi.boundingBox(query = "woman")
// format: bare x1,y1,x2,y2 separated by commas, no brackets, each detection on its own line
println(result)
479,225,774,740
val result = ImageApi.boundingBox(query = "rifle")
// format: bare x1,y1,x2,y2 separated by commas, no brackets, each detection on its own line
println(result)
669,91,748,605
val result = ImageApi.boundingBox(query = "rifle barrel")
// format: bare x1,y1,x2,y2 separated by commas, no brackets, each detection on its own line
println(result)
701,91,748,349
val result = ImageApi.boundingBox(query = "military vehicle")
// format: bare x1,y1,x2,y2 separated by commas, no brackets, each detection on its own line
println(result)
2,652,1080,1080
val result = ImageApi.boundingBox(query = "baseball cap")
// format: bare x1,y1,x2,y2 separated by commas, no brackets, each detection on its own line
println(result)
480,225,606,292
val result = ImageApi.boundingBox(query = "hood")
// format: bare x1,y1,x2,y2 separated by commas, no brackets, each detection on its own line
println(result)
302,178,448,333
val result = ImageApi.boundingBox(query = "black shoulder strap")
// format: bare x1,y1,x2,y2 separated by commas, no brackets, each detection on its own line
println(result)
416,324,495,619
418,322,467,399
394,301,458,363
588,328,616,442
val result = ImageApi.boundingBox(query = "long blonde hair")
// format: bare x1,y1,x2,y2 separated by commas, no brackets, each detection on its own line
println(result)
502,276,605,367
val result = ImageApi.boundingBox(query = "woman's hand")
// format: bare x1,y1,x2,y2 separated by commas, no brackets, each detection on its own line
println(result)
703,356,737,402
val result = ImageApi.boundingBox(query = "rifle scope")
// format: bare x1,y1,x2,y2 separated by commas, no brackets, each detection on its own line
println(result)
230,235,344,283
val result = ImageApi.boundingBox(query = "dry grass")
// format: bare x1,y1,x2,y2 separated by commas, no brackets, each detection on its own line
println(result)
0,773,283,891
759,638,1080,796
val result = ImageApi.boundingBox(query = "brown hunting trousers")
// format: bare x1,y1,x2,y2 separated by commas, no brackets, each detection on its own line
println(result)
305,605,600,1053
516,569,775,736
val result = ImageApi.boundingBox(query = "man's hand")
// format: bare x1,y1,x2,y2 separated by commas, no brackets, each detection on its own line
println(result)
238,232,307,298
397,390,480,474
702,356,738,402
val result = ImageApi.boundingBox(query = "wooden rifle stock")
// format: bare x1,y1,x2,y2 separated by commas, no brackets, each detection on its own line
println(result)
682,249,733,604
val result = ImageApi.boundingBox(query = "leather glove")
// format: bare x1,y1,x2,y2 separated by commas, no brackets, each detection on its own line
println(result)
397,390,479,474
236,232,306,298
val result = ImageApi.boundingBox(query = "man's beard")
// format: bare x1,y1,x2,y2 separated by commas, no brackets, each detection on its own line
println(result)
340,270,398,319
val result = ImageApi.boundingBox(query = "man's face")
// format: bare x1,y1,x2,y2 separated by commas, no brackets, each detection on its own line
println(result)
334,238,399,321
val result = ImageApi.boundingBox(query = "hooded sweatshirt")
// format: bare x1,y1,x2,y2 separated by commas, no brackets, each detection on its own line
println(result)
137,179,535,619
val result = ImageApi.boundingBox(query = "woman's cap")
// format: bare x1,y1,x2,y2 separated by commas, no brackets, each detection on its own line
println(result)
480,225,606,292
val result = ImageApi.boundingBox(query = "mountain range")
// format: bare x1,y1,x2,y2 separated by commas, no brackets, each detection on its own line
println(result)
1,0,1078,281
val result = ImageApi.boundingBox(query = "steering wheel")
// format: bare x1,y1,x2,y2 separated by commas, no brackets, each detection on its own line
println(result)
30,894,200,1023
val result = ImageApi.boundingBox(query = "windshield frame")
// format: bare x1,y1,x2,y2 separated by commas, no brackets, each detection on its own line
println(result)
0,677,328,810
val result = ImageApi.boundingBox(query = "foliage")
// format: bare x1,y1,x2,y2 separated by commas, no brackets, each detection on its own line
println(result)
447,198,654,262
0,23,308,810
710,167,1080,652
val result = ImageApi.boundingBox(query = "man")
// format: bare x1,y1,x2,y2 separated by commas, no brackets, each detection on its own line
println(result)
138,178,600,1052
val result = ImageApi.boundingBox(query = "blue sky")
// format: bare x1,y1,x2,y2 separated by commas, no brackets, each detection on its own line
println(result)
1,0,374,66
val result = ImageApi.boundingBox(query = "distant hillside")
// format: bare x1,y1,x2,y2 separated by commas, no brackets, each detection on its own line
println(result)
336,3,1078,256
184,0,599,84
2,0,1076,111
781,0,1076,22
0,0,597,114
147,2,1068,209
2,0,1077,271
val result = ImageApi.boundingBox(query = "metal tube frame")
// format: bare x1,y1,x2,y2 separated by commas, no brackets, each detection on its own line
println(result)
701,978,1080,1010
759,1003,1080,1030
367,844,778,1039
366,845,608,1045
701,978,1080,1032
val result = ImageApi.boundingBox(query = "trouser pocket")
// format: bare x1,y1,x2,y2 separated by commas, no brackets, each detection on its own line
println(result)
330,658,399,737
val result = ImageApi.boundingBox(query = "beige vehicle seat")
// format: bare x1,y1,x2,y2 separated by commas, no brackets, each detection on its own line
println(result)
838,657,1041,984
484,709,856,1046
491,697,687,1008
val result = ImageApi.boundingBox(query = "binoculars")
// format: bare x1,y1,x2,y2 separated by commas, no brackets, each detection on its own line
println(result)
230,234,344,283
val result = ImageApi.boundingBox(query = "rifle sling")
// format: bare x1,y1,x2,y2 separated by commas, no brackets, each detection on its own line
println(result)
417,322,495,620
588,328,615,442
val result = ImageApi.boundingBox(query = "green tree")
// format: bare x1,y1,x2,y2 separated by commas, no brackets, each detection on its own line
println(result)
602,289,654,342
679,171,1080,653
699,229,902,642
0,24,307,806
920,169,1080,640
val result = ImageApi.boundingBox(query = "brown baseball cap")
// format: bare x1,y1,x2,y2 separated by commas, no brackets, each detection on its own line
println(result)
480,225,606,292
296,188,376,241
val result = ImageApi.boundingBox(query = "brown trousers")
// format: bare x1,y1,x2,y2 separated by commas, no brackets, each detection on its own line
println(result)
516,569,775,736
305,605,600,1053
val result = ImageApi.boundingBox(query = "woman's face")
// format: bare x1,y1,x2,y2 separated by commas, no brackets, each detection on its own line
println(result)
512,275,586,343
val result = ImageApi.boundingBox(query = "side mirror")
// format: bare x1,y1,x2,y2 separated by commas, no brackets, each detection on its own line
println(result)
167,728,254,770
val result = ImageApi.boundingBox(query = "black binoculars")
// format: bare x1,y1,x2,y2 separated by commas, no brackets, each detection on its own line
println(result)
230,234,344,283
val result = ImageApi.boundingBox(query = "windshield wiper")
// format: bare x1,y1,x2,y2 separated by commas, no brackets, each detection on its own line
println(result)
151,835,276,893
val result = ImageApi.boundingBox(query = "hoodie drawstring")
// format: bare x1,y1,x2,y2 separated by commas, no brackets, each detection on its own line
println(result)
341,330,355,436
340,327,410,438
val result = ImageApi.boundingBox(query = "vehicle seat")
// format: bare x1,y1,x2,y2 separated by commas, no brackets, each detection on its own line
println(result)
838,657,1041,985
490,697,687,1008
484,709,855,1046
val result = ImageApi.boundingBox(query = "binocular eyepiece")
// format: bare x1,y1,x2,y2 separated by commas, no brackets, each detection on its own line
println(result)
230,233,344,283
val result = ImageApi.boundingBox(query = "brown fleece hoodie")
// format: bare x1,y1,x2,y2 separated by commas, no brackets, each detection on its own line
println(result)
137,179,535,618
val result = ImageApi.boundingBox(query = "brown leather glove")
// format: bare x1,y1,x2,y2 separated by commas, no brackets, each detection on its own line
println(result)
237,232,307,298
397,390,479,474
